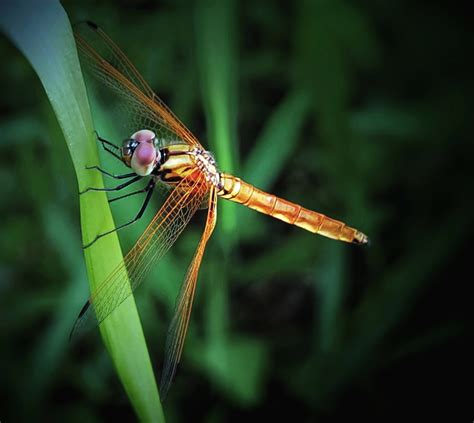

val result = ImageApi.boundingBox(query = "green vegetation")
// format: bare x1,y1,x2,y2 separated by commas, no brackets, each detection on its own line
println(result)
0,0,472,420
0,1,163,421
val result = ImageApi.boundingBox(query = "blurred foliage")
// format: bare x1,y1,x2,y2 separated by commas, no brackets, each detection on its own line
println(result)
1,0,473,421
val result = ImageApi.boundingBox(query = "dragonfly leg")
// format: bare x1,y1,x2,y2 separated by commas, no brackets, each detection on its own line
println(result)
85,165,136,179
102,145,122,161
83,180,156,249
80,175,142,194
94,130,122,161
109,181,153,203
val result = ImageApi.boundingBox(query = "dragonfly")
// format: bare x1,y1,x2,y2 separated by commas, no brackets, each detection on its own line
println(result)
72,21,369,397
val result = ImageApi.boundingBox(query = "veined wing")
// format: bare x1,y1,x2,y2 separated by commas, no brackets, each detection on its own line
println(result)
75,21,202,149
160,187,217,398
71,170,210,338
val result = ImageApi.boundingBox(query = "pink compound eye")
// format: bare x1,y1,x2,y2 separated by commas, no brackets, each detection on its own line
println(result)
128,129,160,176
135,142,156,166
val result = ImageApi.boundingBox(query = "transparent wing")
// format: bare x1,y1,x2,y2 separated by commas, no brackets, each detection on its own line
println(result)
70,171,210,338
159,187,218,398
75,21,202,148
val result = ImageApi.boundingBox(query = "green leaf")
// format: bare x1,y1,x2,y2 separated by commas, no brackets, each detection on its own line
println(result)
195,0,238,240
242,88,311,190
238,88,311,238
0,1,164,421
193,0,267,403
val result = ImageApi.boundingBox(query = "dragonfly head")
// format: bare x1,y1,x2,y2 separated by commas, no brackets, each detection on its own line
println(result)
122,129,161,176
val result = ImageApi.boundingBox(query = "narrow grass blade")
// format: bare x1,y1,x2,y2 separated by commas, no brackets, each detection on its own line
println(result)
242,88,311,189
195,0,238,240
238,89,311,238
0,2,164,420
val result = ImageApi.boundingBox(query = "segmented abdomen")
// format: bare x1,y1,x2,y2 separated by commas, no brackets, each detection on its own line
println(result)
218,173,368,245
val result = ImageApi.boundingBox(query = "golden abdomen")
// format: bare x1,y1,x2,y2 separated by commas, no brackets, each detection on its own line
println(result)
218,173,368,245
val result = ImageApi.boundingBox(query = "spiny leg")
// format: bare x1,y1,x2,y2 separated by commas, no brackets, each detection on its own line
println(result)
80,175,142,195
83,180,156,249
85,165,136,180
109,181,153,203
94,130,122,161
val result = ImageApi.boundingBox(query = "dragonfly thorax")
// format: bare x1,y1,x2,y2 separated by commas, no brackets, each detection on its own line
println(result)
122,129,161,176
189,148,222,188
151,144,222,189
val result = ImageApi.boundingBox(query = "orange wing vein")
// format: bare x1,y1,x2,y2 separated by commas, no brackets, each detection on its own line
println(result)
70,171,210,338
75,22,202,148
159,187,218,398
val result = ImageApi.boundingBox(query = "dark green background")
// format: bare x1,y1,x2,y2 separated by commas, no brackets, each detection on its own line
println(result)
1,0,472,421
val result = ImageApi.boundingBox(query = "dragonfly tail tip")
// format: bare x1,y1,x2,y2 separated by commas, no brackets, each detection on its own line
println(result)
352,231,370,246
